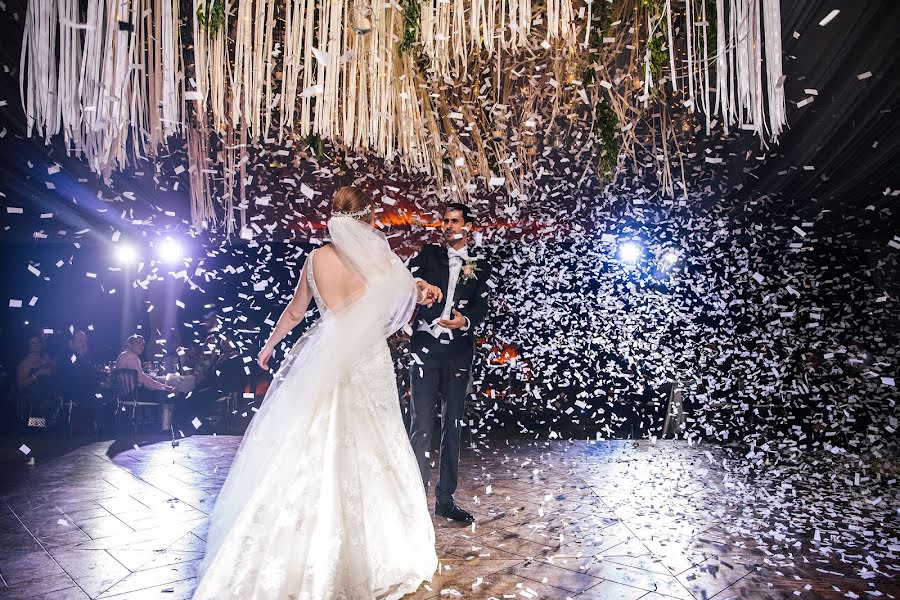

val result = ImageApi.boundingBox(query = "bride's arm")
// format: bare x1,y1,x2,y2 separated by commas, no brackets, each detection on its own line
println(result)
258,260,313,369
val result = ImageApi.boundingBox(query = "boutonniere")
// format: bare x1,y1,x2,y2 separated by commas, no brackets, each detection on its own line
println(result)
459,258,480,284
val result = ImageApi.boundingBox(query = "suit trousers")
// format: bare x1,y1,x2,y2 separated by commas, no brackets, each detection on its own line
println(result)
409,361,469,505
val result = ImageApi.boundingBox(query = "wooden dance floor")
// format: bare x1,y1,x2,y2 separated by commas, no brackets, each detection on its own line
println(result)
0,437,896,599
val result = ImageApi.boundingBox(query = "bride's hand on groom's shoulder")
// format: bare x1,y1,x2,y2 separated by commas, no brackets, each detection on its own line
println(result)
257,346,274,371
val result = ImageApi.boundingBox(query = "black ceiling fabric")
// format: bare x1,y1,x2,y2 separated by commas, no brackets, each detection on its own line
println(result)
721,0,900,237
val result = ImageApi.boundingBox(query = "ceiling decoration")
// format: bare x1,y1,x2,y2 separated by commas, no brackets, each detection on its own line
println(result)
18,0,786,234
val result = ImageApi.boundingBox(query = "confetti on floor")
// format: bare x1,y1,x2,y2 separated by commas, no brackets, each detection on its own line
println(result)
1,436,896,599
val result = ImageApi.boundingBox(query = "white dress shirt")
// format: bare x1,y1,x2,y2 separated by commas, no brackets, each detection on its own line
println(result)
442,247,468,321
418,245,472,337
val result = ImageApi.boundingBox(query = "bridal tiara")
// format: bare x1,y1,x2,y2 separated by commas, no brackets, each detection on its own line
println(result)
332,205,372,219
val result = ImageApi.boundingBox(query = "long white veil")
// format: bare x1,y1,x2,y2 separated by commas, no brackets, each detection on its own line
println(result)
199,216,418,577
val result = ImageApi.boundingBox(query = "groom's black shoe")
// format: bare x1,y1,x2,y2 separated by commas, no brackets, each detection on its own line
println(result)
435,500,475,524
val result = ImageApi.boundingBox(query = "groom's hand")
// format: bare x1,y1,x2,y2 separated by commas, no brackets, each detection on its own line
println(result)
438,309,467,330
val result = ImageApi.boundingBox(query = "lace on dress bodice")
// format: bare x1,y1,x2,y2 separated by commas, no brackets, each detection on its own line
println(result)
306,249,329,316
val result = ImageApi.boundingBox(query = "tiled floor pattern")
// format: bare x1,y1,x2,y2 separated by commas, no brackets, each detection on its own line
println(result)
0,437,896,599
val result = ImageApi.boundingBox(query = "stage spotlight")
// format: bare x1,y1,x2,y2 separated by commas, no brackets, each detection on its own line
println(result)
618,242,642,263
659,250,679,267
158,238,184,262
114,244,139,265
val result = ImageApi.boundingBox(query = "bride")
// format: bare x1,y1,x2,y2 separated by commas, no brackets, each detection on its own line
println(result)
194,186,439,599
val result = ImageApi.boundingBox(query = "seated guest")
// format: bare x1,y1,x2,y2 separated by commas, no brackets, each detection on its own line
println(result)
116,335,174,400
58,331,104,434
15,333,57,425
162,327,182,375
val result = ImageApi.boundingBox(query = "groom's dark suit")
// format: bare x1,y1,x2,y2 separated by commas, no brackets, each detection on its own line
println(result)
407,244,492,505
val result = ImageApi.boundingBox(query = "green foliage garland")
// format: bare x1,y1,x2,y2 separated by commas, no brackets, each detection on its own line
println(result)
306,133,325,159
583,0,612,85
196,0,226,36
593,100,619,181
648,31,666,83
399,0,421,55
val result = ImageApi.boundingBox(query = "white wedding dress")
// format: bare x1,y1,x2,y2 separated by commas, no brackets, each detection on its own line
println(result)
194,218,437,599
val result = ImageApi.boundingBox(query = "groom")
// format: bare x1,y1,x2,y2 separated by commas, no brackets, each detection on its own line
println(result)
408,203,492,524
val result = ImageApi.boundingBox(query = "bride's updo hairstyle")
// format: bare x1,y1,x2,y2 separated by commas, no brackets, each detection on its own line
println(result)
332,186,374,222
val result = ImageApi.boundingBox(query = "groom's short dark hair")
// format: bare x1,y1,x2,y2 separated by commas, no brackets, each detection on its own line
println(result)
446,203,475,225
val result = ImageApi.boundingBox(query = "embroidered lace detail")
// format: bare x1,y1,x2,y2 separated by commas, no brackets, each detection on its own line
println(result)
342,343,396,414
306,249,328,315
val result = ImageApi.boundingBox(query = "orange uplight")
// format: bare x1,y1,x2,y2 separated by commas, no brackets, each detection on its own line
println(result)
491,344,519,365
285,206,568,243
481,387,509,398
378,211,424,227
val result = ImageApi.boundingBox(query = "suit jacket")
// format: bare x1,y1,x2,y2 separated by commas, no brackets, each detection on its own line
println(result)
407,244,492,366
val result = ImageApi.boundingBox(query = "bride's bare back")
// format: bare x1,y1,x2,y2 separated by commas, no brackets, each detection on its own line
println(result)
309,244,366,311
259,209,419,372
